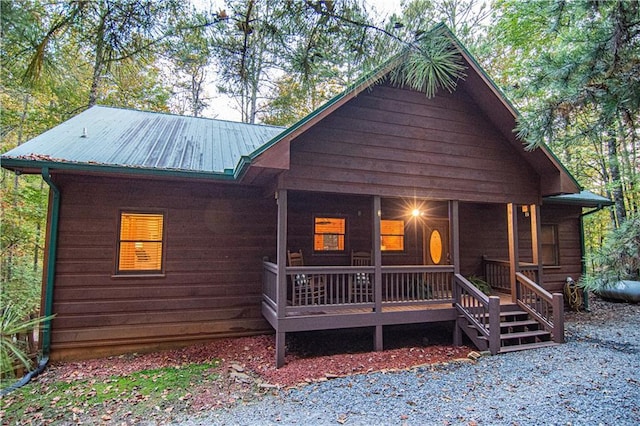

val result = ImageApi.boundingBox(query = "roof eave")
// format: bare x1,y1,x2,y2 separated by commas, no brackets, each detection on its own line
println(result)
0,158,237,181
543,191,614,208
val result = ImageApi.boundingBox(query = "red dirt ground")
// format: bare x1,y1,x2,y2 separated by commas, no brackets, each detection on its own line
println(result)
37,324,471,410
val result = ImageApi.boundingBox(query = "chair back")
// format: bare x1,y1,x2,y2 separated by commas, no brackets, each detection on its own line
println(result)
351,250,372,266
287,250,304,267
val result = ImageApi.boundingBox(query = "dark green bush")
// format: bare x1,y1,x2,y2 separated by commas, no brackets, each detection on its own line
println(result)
582,216,640,291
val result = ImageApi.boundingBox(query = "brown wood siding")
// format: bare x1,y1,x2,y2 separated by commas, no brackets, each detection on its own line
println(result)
459,203,509,277
541,205,583,293
281,84,540,205
49,173,277,360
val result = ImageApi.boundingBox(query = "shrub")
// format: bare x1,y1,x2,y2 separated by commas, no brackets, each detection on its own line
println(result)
1,303,54,379
581,216,640,291
467,275,492,296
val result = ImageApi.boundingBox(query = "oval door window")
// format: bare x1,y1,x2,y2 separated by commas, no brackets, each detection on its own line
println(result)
430,230,443,264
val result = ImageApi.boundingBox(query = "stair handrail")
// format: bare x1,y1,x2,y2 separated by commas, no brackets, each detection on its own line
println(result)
515,272,564,343
453,274,501,354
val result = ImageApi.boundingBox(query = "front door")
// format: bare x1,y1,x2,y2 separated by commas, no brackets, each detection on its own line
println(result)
423,219,450,265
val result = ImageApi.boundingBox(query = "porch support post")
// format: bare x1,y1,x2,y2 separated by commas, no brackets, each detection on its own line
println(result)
275,189,288,368
373,195,383,351
507,203,520,303
530,204,544,286
449,200,460,274
450,200,462,346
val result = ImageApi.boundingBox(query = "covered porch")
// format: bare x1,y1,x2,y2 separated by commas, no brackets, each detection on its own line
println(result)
262,190,564,367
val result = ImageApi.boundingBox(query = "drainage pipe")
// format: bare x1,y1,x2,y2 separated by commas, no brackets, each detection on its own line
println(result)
40,167,59,356
0,168,59,395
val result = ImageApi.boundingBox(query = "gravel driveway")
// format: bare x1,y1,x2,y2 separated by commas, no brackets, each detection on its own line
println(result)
176,299,639,425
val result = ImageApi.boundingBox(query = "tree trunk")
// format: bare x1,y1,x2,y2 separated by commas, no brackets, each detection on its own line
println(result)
14,93,30,191
619,112,639,216
88,13,107,107
607,134,626,227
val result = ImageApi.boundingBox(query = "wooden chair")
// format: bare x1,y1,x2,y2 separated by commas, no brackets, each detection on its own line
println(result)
351,250,373,303
287,250,326,305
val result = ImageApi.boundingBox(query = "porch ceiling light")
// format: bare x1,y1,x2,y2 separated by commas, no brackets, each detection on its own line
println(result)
412,209,421,217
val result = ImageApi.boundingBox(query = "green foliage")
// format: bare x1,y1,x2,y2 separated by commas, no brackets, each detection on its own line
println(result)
1,175,48,319
467,276,492,296
0,303,54,379
581,217,640,291
165,9,220,117
389,32,466,98
259,75,341,126
1,361,220,421
489,0,639,229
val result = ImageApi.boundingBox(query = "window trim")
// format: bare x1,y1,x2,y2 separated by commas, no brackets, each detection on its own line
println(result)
115,210,167,276
313,215,347,253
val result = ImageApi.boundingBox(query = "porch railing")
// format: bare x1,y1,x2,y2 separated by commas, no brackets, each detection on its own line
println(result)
483,257,539,292
453,274,501,354
382,265,454,305
262,261,278,311
262,262,455,316
515,272,564,343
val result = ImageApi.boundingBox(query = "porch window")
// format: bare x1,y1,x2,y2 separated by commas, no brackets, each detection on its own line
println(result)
314,217,345,251
117,212,165,273
381,219,405,251
541,224,559,266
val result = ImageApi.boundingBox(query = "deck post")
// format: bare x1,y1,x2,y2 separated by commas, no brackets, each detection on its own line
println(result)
275,189,288,367
374,325,383,352
530,204,544,286
275,331,286,368
488,296,501,354
450,200,463,346
453,319,463,347
373,195,383,351
449,200,460,275
276,189,288,319
452,275,462,346
507,203,520,303
552,293,565,343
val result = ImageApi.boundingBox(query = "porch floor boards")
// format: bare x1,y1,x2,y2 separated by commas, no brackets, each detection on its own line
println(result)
284,292,513,318
287,302,454,317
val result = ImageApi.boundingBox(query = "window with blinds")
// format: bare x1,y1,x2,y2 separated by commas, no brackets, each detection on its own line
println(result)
314,217,345,251
117,212,165,273
381,219,405,251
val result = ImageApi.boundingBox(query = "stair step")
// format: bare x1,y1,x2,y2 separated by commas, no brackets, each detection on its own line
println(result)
500,310,529,317
476,310,529,319
499,341,559,353
486,320,540,329
500,330,550,340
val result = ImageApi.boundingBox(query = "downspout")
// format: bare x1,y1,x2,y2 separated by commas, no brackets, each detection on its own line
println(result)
0,168,59,396
40,167,59,357
579,204,608,311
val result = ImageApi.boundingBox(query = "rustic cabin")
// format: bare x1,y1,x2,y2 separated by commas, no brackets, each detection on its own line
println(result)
1,27,611,367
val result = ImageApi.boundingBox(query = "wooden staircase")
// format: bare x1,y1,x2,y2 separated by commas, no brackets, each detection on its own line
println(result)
488,305,559,353
456,304,559,355
453,273,564,356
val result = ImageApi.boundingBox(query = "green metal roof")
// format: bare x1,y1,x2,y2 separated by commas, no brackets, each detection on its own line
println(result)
544,190,613,208
1,106,284,179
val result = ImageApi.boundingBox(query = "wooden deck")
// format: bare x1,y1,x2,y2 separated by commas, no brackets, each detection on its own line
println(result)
263,289,515,333
263,261,564,367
